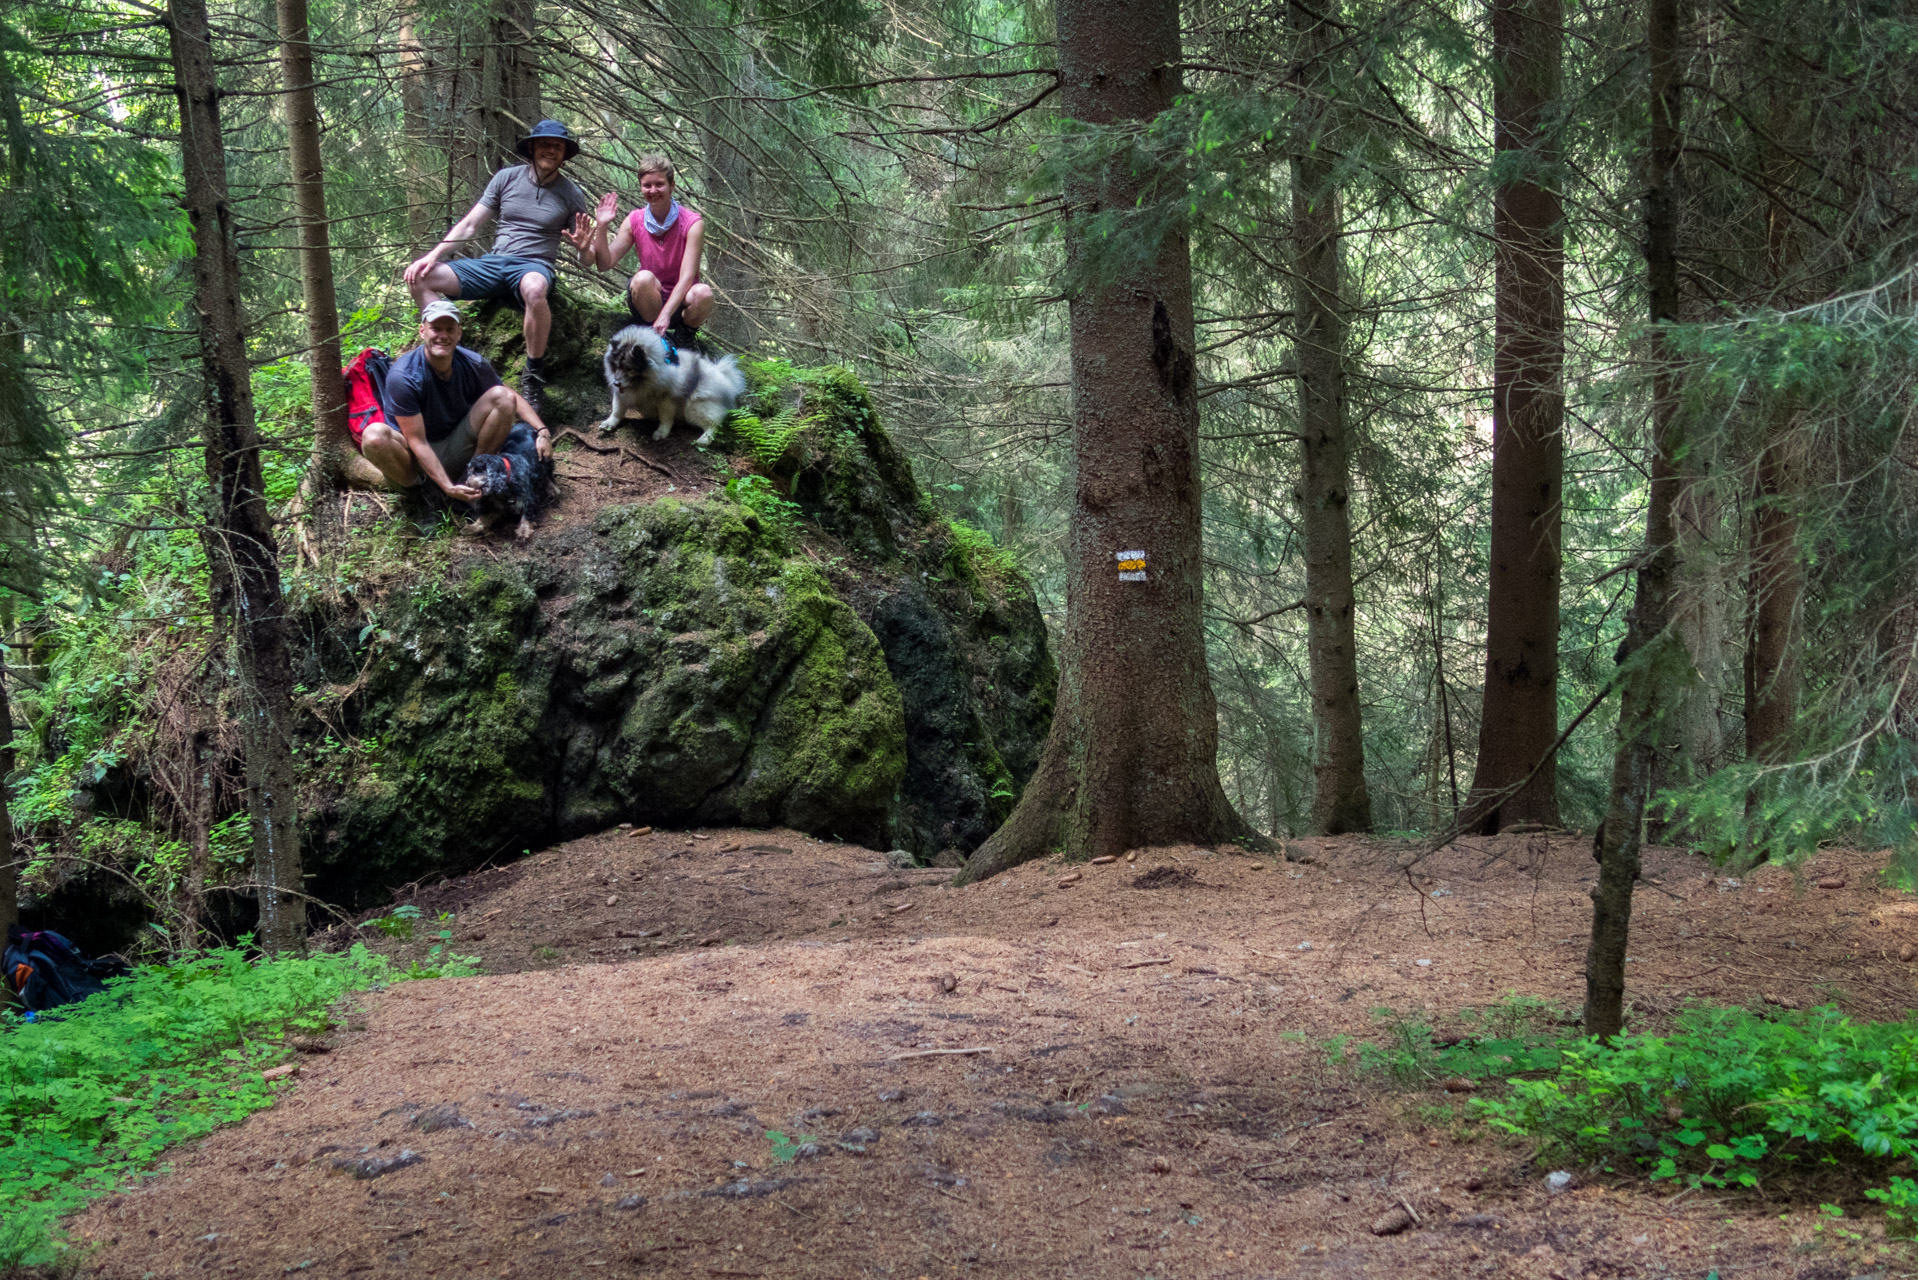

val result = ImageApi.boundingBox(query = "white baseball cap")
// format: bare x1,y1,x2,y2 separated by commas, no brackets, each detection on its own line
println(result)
420,300,463,325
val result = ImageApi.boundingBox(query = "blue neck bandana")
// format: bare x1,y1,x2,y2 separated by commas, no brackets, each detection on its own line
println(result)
643,199,682,236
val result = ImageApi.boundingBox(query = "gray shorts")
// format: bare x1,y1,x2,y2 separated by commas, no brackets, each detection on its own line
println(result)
414,413,479,486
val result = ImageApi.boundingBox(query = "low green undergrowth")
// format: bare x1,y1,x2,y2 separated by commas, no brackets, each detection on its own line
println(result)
1478,1005,1918,1218
0,942,468,1267
1350,999,1918,1224
1341,996,1569,1086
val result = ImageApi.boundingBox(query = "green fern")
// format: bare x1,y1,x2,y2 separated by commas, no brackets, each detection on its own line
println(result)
727,401,811,470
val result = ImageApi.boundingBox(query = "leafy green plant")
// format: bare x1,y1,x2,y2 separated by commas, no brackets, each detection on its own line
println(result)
398,923,481,980
726,401,811,470
725,474,802,531
1348,997,1567,1087
765,1129,818,1163
0,943,424,1267
1474,1004,1918,1201
365,903,423,940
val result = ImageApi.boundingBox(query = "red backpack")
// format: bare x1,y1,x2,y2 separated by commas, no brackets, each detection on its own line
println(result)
343,348,393,451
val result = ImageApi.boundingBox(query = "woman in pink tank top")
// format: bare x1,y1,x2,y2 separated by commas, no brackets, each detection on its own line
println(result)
585,152,715,341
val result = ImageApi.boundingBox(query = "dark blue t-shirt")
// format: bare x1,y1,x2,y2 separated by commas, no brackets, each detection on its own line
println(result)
384,345,502,442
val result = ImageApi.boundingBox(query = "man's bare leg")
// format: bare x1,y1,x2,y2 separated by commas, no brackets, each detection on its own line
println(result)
408,263,462,308
519,271,552,359
471,385,517,455
358,422,417,488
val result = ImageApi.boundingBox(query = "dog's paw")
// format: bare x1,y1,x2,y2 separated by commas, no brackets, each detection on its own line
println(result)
651,422,673,441
515,517,534,541
694,428,716,448
597,415,622,435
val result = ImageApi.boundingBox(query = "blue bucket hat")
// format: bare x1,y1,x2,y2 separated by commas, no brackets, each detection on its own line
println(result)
517,119,579,161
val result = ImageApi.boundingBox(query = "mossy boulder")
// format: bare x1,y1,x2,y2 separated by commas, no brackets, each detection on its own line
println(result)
294,349,1053,905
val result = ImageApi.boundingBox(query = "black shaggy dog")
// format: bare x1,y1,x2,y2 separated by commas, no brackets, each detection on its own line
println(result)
460,422,550,539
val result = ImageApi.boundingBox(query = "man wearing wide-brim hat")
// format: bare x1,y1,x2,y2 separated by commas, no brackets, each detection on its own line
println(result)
403,119,612,410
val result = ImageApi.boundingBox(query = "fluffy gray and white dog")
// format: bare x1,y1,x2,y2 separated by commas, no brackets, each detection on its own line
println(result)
598,324,746,446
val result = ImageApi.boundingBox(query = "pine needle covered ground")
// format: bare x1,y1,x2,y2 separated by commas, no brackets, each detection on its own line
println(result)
49,829,1918,1279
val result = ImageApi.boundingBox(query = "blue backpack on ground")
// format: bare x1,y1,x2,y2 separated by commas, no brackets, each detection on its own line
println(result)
4,926,130,1015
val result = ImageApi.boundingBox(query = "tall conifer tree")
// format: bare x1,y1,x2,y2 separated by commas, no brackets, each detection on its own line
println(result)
958,0,1256,880
1468,0,1564,832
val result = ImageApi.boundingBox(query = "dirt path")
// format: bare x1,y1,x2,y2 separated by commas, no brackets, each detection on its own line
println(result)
65,831,1917,1278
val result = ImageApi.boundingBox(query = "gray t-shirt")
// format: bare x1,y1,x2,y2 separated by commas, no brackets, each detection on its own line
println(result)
480,164,592,263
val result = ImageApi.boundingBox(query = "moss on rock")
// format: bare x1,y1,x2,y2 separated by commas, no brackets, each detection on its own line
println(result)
285,352,1048,904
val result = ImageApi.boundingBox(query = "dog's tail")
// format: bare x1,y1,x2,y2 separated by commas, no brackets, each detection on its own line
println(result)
710,354,748,406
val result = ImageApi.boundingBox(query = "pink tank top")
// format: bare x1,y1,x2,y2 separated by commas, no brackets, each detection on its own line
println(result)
627,204,702,295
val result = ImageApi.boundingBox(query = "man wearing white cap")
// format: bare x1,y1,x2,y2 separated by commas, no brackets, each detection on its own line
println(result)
402,118,607,409
360,300,552,500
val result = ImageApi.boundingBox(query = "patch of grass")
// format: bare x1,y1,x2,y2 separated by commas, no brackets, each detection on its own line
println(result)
0,942,442,1268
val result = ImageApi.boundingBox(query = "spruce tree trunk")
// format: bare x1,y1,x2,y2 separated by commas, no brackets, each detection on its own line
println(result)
699,42,764,350
1290,0,1372,835
1467,0,1564,832
1745,433,1802,761
277,0,383,498
1586,0,1686,1041
0,662,17,943
956,0,1253,883
397,5,437,242
478,0,538,175
168,0,308,955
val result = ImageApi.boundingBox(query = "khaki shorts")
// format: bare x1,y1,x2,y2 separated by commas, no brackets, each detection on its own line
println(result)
412,413,479,486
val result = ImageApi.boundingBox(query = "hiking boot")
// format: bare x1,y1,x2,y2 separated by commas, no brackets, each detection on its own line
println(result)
666,322,704,356
520,376,544,414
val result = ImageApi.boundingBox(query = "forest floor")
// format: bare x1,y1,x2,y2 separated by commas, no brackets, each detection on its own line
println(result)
63,830,1918,1279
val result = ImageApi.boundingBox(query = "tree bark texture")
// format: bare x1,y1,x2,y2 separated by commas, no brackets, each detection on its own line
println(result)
168,0,307,955
1467,0,1564,832
956,0,1251,882
1744,432,1803,761
0,663,17,943
1586,0,1686,1042
1290,0,1372,835
473,0,539,185
699,45,766,350
397,5,437,241
277,0,383,496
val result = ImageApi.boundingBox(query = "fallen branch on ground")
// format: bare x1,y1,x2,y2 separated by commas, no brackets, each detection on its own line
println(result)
555,428,678,480
886,1046,995,1060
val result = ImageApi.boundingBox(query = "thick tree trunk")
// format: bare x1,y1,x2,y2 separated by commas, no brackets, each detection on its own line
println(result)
397,5,437,242
167,0,307,955
277,0,383,498
1744,432,1802,761
956,0,1253,883
0,662,17,943
476,0,539,177
699,47,765,350
1290,0,1372,835
1586,0,1686,1041
1467,0,1564,832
